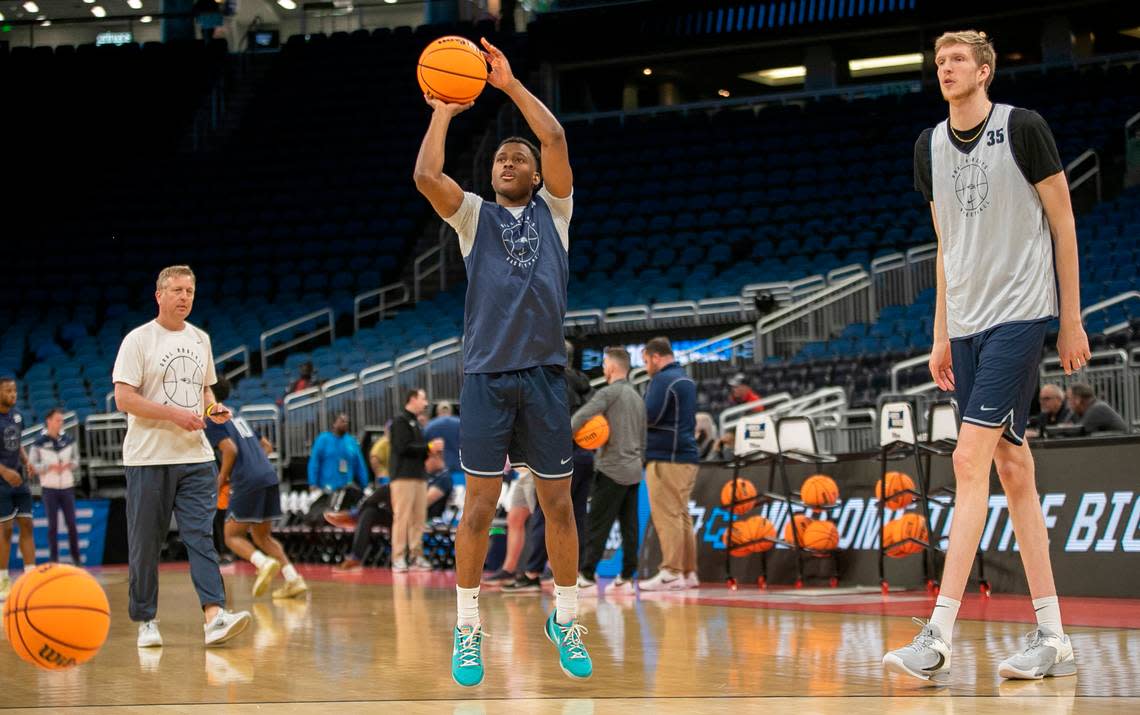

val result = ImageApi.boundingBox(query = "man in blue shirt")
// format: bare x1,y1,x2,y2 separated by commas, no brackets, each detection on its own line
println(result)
414,37,591,685
307,412,369,492
424,401,461,477
207,377,308,600
639,337,700,592
0,377,36,600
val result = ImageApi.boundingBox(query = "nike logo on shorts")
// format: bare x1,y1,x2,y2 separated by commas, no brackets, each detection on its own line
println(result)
980,405,998,412
561,457,572,465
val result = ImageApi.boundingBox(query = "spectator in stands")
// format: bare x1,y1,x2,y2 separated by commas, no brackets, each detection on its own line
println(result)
287,362,316,396
1026,383,1073,437
695,412,718,460
640,337,700,591
425,401,462,476
389,388,444,572
0,377,38,600
727,373,764,412
112,265,249,647
307,412,369,493
708,428,737,462
1066,382,1128,434
328,452,454,572
209,376,308,600
574,347,646,595
29,408,82,565
369,425,391,482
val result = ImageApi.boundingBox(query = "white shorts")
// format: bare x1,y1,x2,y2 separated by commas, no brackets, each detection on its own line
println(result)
506,470,536,512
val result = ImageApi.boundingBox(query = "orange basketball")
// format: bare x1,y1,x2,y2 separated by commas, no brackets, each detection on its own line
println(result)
749,516,777,553
722,517,756,557
883,513,928,558
3,563,110,670
876,471,915,510
416,36,488,104
720,478,758,514
574,414,610,450
783,514,813,544
802,519,839,553
217,480,231,510
800,474,839,507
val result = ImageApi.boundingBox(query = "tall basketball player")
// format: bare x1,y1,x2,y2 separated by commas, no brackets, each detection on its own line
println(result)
883,31,1091,682
413,38,591,686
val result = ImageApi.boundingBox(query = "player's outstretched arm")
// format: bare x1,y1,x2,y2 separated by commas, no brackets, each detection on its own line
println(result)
414,95,473,219
481,38,572,198
1036,171,1091,375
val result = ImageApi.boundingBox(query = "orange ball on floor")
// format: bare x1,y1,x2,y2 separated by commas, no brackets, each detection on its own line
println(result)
3,564,110,670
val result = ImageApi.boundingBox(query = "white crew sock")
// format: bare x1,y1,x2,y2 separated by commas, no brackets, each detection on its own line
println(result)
282,564,299,582
929,595,961,645
1032,595,1064,637
457,585,480,628
250,550,269,569
554,583,579,625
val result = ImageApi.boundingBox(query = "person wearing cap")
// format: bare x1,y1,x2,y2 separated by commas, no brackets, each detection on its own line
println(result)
727,373,764,413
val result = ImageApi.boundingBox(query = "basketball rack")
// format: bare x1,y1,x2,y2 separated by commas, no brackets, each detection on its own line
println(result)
876,397,990,597
722,414,842,590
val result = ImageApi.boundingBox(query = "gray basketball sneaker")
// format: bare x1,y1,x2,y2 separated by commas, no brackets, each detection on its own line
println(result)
882,618,952,684
998,627,1077,680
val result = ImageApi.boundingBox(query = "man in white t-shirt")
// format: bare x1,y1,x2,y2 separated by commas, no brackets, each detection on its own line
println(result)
112,265,252,648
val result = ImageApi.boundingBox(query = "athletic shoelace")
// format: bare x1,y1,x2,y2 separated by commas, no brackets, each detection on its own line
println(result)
557,622,590,660
456,626,487,668
904,617,939,653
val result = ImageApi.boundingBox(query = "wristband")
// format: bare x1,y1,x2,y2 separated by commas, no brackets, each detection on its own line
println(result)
205,403,216,417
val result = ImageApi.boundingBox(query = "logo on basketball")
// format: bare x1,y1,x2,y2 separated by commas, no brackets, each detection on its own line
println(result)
951,157,991,217
501,217,540,268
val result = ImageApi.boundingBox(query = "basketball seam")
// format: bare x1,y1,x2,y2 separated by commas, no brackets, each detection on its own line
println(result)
418,70,469,104
25,568,109,611
19,604,112,616
417,62,487,82
8,572,40,666
20,605,105,652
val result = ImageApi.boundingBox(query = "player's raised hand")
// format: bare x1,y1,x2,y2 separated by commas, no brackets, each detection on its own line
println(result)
1057,320,1092,375
929,339,955,392
480,37,515,89
424,93,474,116
170,408,205,432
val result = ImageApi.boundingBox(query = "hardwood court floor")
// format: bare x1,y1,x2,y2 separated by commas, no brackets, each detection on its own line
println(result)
2,564,1137,714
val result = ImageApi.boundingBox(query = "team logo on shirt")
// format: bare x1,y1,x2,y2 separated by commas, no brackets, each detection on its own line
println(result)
159,347,206,409
3,425,18,452
952,156,991,217
501,214,541,268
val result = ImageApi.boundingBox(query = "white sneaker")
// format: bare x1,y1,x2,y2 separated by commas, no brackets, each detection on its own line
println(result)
607,576,636,596
252,557,281,598
409,557,434,572
882,618,952,684
577,573,597,596
638,569,686,592
204,609,252,647
998,627,1077,680
392,558,409,573
685,571,700,589
137,620,163,648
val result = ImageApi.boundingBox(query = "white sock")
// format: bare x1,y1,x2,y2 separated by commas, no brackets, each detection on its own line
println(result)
250,550,268,569
1032,595,1064,637
456,585,480,628
929,595,960,645
554,583,579,625
0,569,7,580
282,564,299,582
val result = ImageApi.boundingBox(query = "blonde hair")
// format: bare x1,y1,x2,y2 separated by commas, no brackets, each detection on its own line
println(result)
935,30,996,91
156,265,196,291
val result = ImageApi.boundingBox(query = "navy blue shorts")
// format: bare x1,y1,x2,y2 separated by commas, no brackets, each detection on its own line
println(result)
460,366,574,480
951,318,1049,446
0,488,33,522
227,483,282,523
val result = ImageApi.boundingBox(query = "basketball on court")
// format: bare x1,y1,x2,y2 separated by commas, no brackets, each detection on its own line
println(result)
3,564,110,670
783,513,813,544
802,519,839,553
720,478,758,514
876,471,915,509
800,475,839,507
417,36,488,104
574,414,610,449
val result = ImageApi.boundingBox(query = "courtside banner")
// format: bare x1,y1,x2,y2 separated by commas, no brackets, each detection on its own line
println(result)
6,499,110,569
638,438,1140,597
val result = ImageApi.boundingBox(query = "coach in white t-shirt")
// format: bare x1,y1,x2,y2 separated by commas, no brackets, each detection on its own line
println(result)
112,265,251,648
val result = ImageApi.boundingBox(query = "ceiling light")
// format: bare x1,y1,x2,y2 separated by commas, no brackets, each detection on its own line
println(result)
23,1,39,13
384,0,397,4
642,67,652,76
127,0,143,8
84,0,95,4
717,89,730,98
1120,26,1140,39
40,18,50,25
140,14,152,22
0,12,5,20
847,52,923,77
92,5,107,16
739,65,806,86
277,0,296,8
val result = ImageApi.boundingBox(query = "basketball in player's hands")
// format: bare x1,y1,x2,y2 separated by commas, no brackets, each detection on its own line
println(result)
417,36,488,104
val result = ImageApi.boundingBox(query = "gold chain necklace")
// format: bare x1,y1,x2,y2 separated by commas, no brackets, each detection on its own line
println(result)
950,105,992,143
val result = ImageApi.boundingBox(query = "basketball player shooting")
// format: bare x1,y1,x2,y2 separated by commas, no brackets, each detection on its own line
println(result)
413,38,591,687
882,30,1091,684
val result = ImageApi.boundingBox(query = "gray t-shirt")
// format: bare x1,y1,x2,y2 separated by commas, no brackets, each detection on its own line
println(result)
570,378,646,485
1081,401,1128,434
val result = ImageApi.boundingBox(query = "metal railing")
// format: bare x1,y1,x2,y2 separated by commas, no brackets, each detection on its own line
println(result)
282,386,324,462
359,361,397,429
1131,347,1140,430
321,374,363,433
83,412,128,492
1040,349,1135,433
239,404,283,478
891,353,932,393
720,386,847,434
216,345,251,381
753,271,875,360
425,338,464,404
1081,291,1140,335
1066,149,1102,203
260,308,335,371
353,282,410,332
716,392,793,433
815,408,878,454
414,225,452,303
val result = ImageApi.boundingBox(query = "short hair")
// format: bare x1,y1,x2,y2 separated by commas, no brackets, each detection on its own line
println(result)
496,136,542,174
1039,383,1064,399
0,377,14,387
644,337,673,357
156,265,196,291
603,346,631,371
435,401,453,416
404,388,425,405
935,30,996,90
44,407,65,421
1069,382,1095,401
211,375,232,402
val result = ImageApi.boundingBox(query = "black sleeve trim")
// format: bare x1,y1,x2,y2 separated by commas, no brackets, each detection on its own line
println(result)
1009,108,1064,186
914,128,934,202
